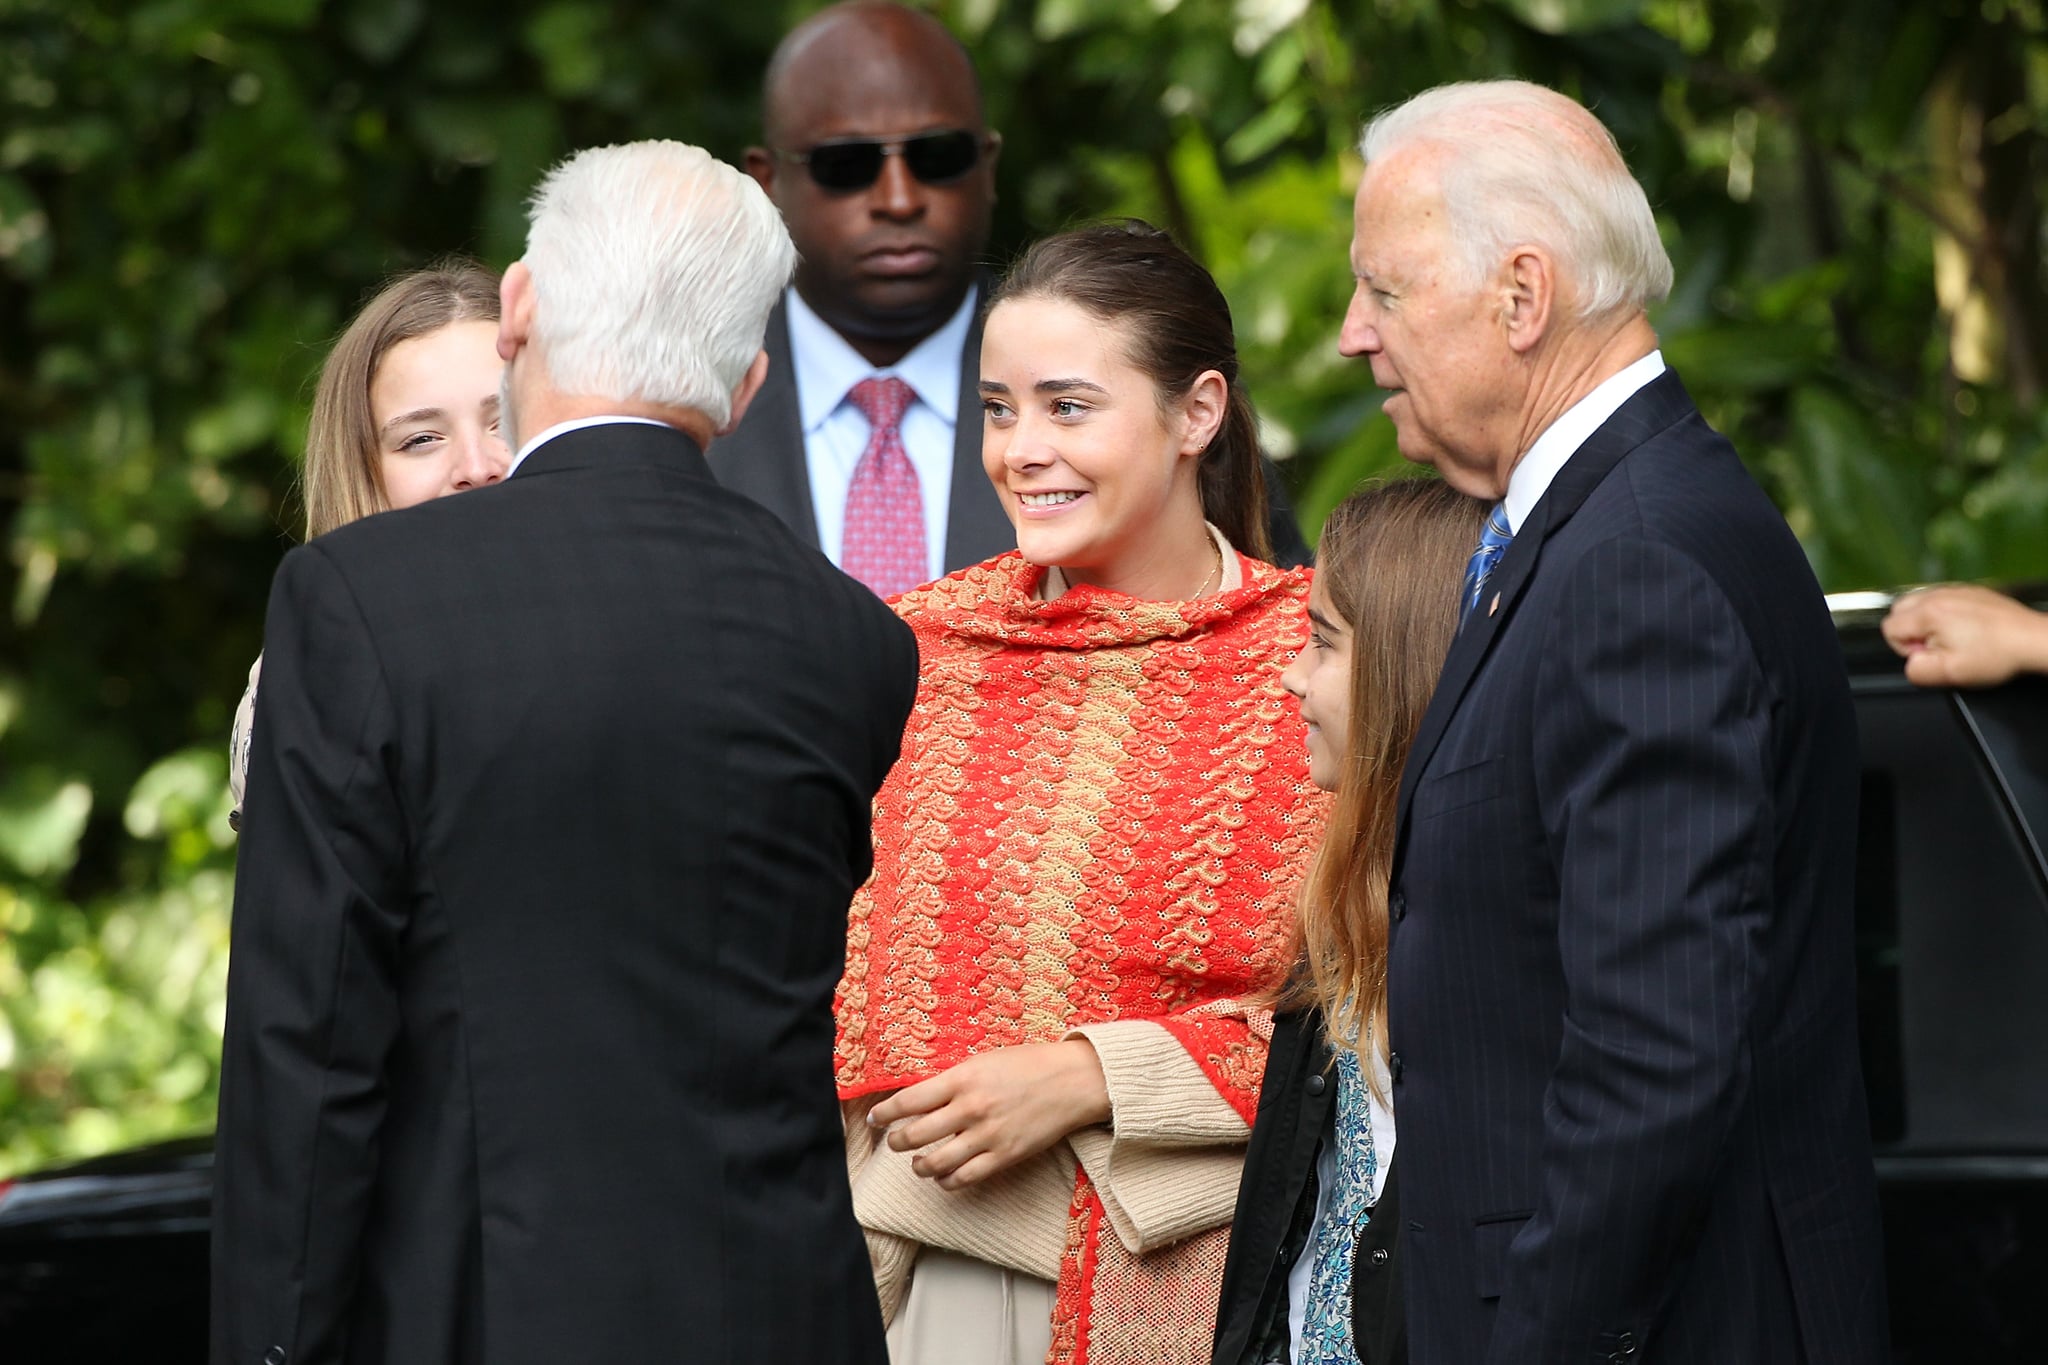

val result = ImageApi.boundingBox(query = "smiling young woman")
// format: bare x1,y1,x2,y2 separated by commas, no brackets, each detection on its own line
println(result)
228,263,509,828
833,222,1324,1365
978,293,1229,601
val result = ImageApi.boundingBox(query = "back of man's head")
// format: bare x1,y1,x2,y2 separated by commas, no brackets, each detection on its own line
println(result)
522,141,795,428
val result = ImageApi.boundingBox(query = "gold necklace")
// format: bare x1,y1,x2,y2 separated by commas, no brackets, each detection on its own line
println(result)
1190,537,1224,599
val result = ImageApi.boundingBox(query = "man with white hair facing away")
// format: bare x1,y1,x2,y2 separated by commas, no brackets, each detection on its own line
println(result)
211,141,912,1365
1360,83,1888,1363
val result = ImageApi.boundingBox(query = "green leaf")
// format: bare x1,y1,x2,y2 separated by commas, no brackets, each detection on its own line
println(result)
1499,0,1650,36
0,772,94,879
124,748,228,841
1252,28,1306,99
1223,93,1309,165
1926,432,2048,581
1855,5,1960,148
479,100,565,262
343,0,427,62
1661,321,1830,392
524,2,607,99
1777,384,1931,589
0,173,53,279
185,391,279,464
239,0,323,25
1034,0,1125,41
409,97,503,166
1751,260,1852,324
1299,403,1406,536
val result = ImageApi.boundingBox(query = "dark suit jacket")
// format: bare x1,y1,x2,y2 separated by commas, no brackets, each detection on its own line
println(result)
1212,1008,1405,1365
708,291,1313,573
211,424,913,1365
1385,371,1888,1364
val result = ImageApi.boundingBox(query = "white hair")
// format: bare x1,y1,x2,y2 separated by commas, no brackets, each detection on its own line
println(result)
1359,81,1673,319
521,140,795,427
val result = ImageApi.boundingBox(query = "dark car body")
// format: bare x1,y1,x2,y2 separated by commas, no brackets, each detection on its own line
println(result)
2,593,2045,1362
0,1134,209,1359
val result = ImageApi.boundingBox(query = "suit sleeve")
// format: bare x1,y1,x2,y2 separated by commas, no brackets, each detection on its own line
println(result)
210,544,410,1365
1488,537,1774,1361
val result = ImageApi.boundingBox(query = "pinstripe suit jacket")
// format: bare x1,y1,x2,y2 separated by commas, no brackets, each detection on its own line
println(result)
1385,371,1888,1364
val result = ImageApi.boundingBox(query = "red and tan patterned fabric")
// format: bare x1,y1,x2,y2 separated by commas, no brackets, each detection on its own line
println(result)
835,549,1326,1365
1049,1188,1233,1365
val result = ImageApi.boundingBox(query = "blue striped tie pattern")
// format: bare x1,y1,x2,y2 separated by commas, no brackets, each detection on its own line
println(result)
1460,502,1514,623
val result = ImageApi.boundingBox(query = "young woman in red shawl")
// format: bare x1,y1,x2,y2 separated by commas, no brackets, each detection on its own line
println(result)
835,221,1326,1365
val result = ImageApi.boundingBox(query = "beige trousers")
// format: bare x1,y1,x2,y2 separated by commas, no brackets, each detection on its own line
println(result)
885,1248,1057,1365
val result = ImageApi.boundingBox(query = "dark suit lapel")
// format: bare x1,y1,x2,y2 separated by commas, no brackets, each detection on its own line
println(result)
705,300,822,550
1392,369,1701,857
942,280,1015,571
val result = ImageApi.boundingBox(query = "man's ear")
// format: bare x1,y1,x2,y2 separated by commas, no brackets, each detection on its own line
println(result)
742,147,776,197
717,349,773,437
498,262,536,363
1501,246,1555,356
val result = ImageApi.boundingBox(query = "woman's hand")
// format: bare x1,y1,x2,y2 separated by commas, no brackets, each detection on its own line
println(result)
868,1039,1112,1190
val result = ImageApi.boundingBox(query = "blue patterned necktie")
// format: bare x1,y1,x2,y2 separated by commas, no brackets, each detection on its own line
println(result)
1298,1045,1378,1365
1460,502,1514,623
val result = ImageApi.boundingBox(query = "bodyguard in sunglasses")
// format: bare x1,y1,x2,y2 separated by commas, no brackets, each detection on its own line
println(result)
717,1,1014,598
716,1,1309,598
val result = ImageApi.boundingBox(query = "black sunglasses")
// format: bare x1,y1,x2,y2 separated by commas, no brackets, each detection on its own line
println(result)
777,129,997,192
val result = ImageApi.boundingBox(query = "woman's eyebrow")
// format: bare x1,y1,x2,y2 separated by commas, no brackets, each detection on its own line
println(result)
381,406,446,432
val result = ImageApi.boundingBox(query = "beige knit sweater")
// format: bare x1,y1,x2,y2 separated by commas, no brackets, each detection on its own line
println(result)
844,1015,1254,1324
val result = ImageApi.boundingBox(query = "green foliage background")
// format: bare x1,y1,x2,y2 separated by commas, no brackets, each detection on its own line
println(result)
1,0,2044,1173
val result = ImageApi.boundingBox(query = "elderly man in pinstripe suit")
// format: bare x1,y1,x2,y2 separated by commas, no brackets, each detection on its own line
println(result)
1345,82,1888,1364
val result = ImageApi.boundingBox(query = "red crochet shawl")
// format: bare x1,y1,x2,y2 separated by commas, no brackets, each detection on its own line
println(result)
835,550,1326,1124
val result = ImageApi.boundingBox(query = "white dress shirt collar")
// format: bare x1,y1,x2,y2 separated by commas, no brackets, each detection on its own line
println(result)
1501,349,1666,534
785,285,975,432
507,415,675,477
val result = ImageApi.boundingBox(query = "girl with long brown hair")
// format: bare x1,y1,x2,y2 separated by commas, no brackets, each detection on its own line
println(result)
228,263,508,826
1213,476,1487,1365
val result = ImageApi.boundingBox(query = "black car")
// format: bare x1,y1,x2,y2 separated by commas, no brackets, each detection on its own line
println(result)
3,593,2046,1362
1834,588,2048,1360
0,1134,209,1358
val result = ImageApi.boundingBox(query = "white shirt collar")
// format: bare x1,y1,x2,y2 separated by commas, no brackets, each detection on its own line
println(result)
507,415,675,476
1501,349,1666,533
784,285,977,432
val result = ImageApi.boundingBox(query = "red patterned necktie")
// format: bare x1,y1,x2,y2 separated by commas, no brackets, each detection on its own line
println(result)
840,376,927,598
